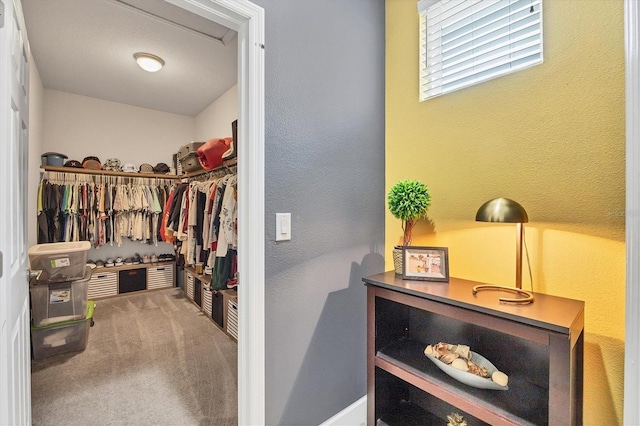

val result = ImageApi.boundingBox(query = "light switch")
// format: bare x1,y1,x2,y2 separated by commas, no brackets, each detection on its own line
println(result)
276,213,291,241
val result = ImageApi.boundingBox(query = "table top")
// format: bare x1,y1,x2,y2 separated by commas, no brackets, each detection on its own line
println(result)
363,271,584,335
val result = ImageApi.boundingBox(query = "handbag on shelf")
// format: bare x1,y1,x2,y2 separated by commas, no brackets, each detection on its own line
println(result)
197,137,233,170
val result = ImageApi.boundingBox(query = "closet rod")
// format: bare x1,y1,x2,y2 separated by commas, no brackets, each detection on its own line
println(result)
183,157,237,179
189,166,237,183
42,171,168,187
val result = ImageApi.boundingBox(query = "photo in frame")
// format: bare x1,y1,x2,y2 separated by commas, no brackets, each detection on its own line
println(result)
402,246,449,282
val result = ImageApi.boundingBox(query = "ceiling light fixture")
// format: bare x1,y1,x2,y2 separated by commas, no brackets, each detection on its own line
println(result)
133,52,165,72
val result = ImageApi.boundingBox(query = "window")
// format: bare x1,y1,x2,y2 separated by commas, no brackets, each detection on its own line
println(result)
418,0,543,101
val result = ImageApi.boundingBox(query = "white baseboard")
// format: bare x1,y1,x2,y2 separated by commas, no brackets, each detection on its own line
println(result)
320,395,367,426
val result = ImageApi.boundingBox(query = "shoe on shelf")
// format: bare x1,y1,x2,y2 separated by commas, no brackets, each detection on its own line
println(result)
133,253,141,264
95,260,105,268
151,254,158,263
115,257,123,266
143,254,150,264
105,258,114,267
124,257,133,265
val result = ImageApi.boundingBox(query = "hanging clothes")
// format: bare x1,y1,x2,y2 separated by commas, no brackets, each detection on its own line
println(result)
177,172,238,289
38,172,175,248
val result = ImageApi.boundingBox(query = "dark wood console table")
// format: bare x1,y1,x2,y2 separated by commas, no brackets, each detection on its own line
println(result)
363,272,584,425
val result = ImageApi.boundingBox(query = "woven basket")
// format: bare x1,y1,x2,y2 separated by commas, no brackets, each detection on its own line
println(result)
392,246,403,275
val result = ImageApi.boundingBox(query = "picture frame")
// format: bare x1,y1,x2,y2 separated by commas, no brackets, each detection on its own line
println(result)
402,246,449,282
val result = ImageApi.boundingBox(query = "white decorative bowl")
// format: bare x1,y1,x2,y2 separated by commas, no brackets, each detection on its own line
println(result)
425,350,509,391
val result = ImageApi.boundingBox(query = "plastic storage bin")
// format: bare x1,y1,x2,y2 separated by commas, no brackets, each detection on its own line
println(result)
31,300,94,360
178,142,204,173
41,152,68,166
30,266,91,326
28,241,90,283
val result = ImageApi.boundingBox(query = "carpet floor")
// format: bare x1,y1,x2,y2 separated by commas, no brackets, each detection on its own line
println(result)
31,288,238,426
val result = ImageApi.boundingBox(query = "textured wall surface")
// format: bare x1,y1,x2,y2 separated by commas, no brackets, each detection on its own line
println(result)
386,0,625,423
194,84,237,141
41,89,194,167
251,0,386,424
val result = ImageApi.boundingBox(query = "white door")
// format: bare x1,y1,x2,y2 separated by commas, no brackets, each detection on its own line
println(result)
0,0,31,424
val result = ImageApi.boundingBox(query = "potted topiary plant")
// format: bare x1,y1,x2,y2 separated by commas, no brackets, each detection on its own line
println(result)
388,179,431,274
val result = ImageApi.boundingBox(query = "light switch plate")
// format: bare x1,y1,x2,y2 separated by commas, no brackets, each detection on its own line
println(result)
276,213,291,241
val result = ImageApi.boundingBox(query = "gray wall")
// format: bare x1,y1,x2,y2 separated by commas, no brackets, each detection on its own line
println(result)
251,0,386,424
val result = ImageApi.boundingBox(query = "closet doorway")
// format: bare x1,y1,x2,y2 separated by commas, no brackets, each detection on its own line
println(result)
22,0,265,424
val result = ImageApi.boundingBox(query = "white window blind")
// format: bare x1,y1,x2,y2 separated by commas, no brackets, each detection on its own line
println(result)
418,0,543,101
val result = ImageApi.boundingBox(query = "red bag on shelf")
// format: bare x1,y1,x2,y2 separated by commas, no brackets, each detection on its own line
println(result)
197,137,233,170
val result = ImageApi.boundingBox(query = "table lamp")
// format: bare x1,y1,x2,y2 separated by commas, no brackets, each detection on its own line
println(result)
473,197,533,303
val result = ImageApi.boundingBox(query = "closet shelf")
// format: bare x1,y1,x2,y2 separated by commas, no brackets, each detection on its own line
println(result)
40,157,237,180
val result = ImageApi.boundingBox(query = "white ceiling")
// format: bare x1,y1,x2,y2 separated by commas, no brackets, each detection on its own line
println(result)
21,0,238,117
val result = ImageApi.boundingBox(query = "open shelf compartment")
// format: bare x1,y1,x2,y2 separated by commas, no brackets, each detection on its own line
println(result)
376,337,548,425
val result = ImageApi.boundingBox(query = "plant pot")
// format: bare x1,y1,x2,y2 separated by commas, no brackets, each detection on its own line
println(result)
393,246,404,275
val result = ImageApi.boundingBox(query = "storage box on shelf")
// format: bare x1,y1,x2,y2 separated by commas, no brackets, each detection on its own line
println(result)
211,290,224,328
31,300,95,360
185,270,196,301
194,273,202,307
87,270,118,299
184,266,237,342
178,141,205,173
363,272,584,426
147,264,175,290
225,291,238,341
202,282,213,317
119,268,146,293
87,262,175,299
30,266,91,327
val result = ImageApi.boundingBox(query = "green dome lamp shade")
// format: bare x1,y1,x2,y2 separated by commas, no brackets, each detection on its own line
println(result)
473,198,533,304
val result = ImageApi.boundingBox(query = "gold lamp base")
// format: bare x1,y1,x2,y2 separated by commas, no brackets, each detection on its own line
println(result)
472,285,534,304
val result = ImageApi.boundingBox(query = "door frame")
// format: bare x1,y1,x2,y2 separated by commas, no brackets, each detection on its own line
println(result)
166,1,265,424
625,0,640,423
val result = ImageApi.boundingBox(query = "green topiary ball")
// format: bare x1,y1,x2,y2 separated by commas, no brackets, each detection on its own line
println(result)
387,180,431,222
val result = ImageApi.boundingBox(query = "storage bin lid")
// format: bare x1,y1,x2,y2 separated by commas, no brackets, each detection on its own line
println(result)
30,300,94,331
31,265,92,287
28,241,90,256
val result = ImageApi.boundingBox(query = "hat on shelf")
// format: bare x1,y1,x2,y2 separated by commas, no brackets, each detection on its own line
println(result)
122,163,137,173
82,156,102,170
103,158,123,172
139,163,154,173
153,163,170,174
63,160,83,168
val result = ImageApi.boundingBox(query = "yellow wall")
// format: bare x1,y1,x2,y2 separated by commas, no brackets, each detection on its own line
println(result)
386,0,625,423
